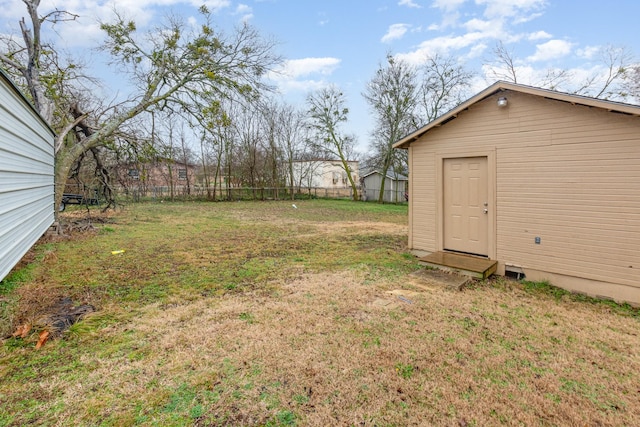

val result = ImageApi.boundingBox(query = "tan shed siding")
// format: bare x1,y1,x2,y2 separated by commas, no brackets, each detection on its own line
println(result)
496,93,640,288
408,89,640,290
497,141,640,288
409,143,436,251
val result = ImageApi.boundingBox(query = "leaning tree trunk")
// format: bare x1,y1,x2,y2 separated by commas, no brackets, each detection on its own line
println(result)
54,142,86,221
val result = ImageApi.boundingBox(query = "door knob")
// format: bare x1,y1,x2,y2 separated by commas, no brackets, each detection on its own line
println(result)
483,208,488,214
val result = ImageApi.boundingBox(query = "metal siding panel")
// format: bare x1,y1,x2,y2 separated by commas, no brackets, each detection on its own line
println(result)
0,75,54,282
0,170,52,193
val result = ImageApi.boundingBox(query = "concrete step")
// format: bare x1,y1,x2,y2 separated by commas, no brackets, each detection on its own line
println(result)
418,251,497,280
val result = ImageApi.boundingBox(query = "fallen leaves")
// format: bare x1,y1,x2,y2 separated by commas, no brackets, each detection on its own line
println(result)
12,323,31,338
11,324,49,349
35,330,50,349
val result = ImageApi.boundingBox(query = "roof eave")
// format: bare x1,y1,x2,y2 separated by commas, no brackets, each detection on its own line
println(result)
393,81,507,149
392,81,640,149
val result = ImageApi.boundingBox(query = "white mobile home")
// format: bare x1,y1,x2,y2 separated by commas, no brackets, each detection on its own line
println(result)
0,69,55,281
292,159,359,190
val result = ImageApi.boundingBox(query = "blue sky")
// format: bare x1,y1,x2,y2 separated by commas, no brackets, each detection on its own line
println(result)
2,0,639,153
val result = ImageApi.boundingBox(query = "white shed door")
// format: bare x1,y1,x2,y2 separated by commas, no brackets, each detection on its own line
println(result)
443,157,488,256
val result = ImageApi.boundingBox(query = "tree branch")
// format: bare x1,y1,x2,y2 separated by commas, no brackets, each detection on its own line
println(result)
55,112,89,154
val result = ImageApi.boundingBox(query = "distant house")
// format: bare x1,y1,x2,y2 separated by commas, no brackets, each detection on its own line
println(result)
292,159,359,190
394,81,640,305
0,69,55,281
114,158,198,197
361,170,408,203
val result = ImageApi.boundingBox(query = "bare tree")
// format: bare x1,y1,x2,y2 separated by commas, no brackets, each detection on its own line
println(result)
485,41,571,90
419,54,474,123
485,41,521,84
306,86,359,201
194,96,233,200
275,102,310,199
485,41,632,100
2,1,280,217
573,45,633,99
234,103,264,193
178,127,195,198
623,64,640,102
155,114,179,201
0,0,81,122
259,99,283,198
363,55,418,203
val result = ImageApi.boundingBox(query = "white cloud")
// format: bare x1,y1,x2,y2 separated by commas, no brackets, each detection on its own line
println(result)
316,11,329,26
266,57,341,94
395,32,486,64
481,63,544,85
190,0,231,11
187,16,198,26
466,42,488,59
528,30,552,41
234,3,253,22
428,0,465,30
428,0,547,36
277,79,331,94
577,45,600,60
280,58,341,78
381,23,410,43
398,0,422,8
21,0,235,50
476,0,547,19
0,0,31,23
527,39,573,62
512,11,543,25
463,18,492,32
430,0,466,12
397,0,555,72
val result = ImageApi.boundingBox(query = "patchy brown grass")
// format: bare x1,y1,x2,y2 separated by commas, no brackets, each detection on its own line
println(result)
47,272,637,426
1,200,639,426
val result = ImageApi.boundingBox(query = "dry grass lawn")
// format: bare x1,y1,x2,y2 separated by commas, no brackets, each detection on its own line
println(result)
0,200,638,426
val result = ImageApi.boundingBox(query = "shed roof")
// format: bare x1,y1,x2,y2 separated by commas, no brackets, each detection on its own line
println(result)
393,81,640,149
362,170,408,181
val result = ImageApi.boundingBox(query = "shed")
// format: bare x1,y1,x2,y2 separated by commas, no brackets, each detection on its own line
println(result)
394,81,640,305
361,170,408,203
0,69,55,282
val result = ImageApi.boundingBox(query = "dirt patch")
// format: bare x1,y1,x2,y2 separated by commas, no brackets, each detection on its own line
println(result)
407,268,470,291
8,298,95,351
61,214,116,234
290,220,407,240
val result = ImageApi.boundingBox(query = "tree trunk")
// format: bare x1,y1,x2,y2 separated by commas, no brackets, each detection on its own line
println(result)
378,174,387,204
54,142,86,221
338,158,359,201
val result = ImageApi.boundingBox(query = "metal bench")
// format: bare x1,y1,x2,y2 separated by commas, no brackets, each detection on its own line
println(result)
59,193,99,211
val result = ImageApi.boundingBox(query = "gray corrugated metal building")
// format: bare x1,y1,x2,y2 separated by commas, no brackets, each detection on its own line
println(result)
361,170,408,203
0,69,55,282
